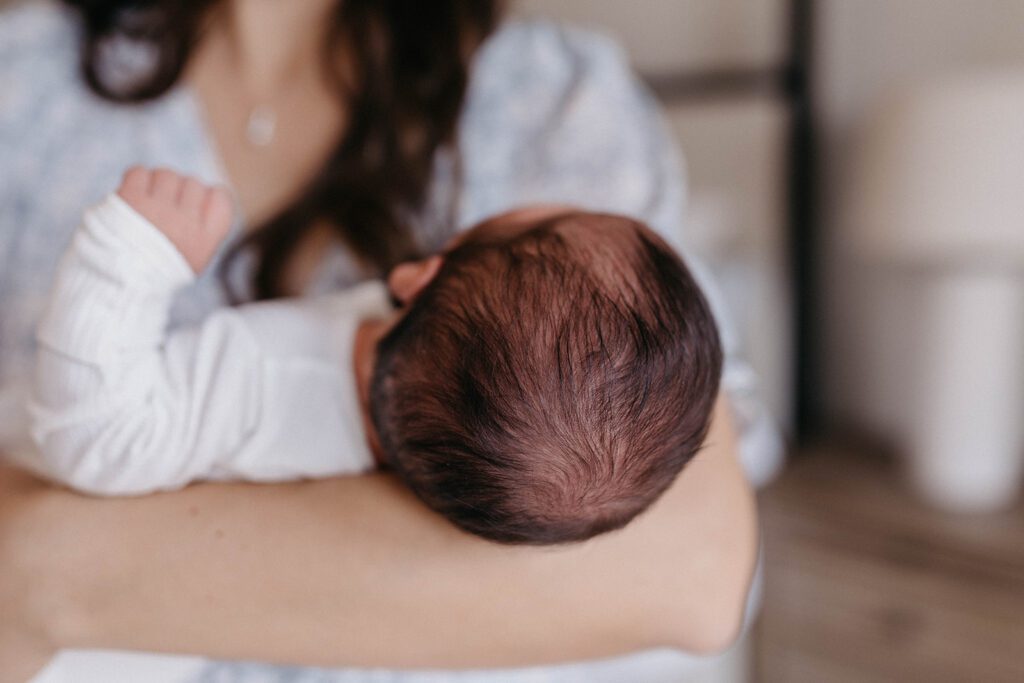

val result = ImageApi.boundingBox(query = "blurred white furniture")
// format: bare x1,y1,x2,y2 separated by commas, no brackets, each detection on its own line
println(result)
849,73,1024,512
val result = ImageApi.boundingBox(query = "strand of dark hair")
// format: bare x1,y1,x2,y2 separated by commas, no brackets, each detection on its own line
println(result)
63,0,501,300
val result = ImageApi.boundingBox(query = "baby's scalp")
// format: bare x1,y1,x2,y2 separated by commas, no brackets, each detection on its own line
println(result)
370,210,723,545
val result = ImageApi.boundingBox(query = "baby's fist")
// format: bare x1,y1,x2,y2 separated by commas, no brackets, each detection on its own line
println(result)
117,167,233,274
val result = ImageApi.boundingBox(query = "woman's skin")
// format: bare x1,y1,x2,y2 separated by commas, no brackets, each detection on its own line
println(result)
0,397,756,681
0,469,60,681
188,0,349,294
0,1,760,679
190,0,345,224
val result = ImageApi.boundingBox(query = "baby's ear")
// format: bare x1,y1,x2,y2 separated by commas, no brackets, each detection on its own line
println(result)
387,255,443,305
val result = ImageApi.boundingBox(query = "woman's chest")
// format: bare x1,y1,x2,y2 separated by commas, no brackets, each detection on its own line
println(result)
185,42,347,232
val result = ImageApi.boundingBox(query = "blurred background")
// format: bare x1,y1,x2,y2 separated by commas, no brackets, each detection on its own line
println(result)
515,0,1024,681
5,0,1021,680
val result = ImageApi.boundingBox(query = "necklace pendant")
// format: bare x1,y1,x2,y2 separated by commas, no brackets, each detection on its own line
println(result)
246,105,276,146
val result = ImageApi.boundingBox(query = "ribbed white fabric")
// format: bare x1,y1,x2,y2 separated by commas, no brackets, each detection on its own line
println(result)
29,194,386,494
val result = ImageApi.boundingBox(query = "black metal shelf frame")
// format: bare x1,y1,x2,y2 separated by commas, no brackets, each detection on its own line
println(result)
642,0,817,439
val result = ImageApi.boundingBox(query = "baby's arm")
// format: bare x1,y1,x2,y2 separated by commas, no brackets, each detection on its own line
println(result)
30,169,381,495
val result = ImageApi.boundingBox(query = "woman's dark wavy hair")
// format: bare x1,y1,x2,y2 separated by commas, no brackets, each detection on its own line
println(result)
63,0,502,300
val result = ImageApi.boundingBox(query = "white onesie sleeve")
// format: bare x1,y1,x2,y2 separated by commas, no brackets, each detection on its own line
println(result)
29,194,389,495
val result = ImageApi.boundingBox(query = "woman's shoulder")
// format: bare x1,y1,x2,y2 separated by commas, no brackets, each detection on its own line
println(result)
0,1,87,146
0,0,79,71
457,18,681,228
464,17,667,166
477,17,632,80
470,18,639,115
0,0,214,189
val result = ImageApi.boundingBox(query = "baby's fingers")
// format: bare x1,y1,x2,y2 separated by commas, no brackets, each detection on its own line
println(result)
151,168,183,201
116,166,151,203
201,187,234,240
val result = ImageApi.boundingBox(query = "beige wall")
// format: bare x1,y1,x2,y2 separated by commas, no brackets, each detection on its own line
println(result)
815,0,1024,435
516,0,788,75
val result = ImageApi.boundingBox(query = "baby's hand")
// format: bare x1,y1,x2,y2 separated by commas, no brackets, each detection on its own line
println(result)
116,167,233,274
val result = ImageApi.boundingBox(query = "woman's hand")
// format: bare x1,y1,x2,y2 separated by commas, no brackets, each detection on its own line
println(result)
0,466,60,682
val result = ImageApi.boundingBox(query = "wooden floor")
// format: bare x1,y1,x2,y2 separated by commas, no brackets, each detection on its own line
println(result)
753,442,1024,682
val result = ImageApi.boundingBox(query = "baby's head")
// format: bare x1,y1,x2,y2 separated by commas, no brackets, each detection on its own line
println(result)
370,208,722,544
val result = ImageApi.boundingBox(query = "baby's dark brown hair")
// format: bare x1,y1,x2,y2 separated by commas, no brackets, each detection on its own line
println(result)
370,212,722,545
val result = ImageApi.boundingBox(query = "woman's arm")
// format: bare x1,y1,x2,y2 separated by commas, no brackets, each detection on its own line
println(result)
2,396,756,674
0,467,62,682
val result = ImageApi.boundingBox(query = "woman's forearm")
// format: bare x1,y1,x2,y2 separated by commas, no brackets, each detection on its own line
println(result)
0,467,64,682
2,396,757,669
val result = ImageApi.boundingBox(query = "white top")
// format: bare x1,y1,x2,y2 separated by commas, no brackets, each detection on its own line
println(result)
25,194,387,494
